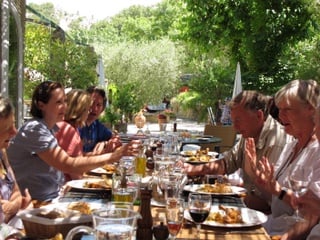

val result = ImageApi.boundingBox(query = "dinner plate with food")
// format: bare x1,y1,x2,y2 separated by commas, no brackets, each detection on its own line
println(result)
66,179,112,192
181,149,219,164
183,183,246,196
87,164,116,176
184,204,267,228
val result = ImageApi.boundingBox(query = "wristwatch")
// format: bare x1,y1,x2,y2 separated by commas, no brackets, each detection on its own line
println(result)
278,187,288,200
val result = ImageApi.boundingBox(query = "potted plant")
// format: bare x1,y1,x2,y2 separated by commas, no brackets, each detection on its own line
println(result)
158,113,168,131
100,106,121,130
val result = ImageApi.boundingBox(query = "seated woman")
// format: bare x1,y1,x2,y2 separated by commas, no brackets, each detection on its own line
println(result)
7,81,135,202
0,96,31,237
245,79,320,238
55,89,91,181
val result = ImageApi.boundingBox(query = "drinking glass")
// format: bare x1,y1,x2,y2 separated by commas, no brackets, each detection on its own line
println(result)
188,193,211,238
65,208,140,240
285,165,313,223
166,198,185,239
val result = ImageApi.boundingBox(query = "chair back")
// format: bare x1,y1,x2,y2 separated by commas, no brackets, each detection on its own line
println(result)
203,124,237,152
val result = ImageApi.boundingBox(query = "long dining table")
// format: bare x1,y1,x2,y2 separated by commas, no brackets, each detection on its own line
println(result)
55,172,271,240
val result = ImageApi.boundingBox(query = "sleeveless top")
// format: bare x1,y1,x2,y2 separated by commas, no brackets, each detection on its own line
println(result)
0,150,14,201
0,150,15,223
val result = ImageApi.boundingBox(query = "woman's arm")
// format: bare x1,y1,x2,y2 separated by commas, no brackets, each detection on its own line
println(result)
1,183,22,223
37,142,132,175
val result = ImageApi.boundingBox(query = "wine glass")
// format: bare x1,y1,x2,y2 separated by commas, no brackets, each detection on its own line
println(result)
286,164,313,223
166,198,185,239
188,193,212,238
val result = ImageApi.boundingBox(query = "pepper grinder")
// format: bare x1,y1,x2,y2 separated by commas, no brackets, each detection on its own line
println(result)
136,187,153,240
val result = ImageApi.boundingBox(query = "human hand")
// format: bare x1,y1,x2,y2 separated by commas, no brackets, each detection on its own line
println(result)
21,188,32,209
297,189,320,216
104,136,122,153
181,162,204,176
256,157,280,195
244,138,258,180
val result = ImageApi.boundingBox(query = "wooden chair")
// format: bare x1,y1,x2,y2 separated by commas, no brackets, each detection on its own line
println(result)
202,124,237,152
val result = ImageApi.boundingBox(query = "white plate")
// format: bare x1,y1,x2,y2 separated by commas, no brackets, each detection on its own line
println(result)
88,167,114,176
66,179,112,191
197,137,212,141
184,206,267,228
183,184,247,196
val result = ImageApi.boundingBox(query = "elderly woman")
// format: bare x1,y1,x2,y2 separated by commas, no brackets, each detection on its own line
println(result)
245,79,320,238
281,91,320,240
7,81,134,202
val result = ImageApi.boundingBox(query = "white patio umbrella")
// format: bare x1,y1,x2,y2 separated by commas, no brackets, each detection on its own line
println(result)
232,62,242,98
96,56,106,88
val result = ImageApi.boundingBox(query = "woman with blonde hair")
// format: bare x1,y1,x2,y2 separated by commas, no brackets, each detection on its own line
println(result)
56,89,91,156
245,79,320,238
56,89,92,180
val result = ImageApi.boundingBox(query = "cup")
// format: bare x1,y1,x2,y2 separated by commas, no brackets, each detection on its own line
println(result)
65,208,141,240
112,174,141,203
119,156,135,175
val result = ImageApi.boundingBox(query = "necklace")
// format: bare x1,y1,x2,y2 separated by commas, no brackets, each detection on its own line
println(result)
275,133,315,180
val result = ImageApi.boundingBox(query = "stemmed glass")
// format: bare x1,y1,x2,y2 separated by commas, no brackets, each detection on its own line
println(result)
188,193,211,238
285,164,313,223
166,198,185,239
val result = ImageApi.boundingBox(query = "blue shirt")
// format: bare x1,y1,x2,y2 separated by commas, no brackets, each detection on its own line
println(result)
79,120,112,152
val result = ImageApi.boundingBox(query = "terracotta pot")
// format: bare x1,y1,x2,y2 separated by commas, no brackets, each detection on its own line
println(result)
158,118,167,131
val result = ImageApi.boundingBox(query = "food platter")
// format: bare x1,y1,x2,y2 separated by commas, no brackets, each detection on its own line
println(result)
180,151,218,157
184,205,267,228
183,184,246,196
66,179,112,192
184,158,217,165
181,150,218,164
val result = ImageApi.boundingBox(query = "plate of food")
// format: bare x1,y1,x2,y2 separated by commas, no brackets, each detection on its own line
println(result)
183,183,246,196
66,179,112,191
184,205,267,228
88,164,116,176
181,149,219,164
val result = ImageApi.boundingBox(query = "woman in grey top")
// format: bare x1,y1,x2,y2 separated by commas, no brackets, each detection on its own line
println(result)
8,81,133,202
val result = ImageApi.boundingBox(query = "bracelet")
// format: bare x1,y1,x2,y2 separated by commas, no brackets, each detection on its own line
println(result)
278,187,288,200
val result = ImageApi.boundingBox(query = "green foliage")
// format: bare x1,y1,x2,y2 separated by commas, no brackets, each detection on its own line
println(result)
108,83,139,122
100,105,121,126
24,22,98,97
99,39,184,107
280,34,320,82
176,53,234,121
25,0,320,122
178,0,317,92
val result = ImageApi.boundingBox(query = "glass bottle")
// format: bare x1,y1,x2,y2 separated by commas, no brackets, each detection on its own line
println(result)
135,145,147,177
